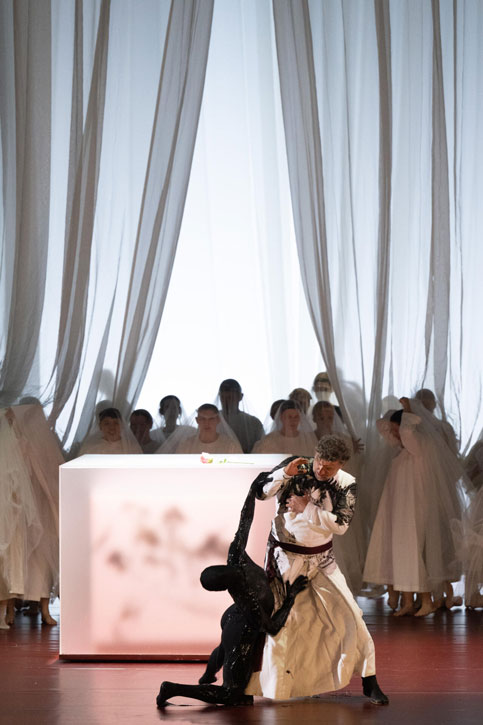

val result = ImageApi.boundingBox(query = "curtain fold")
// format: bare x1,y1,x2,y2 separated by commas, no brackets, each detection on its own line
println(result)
273,0,483,555
112,0,214,415
0,0,52,402
272,0,358,439
48,0,111,428
1,0,214,449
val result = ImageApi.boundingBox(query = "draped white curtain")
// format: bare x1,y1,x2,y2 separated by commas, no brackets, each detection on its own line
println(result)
1,0,483,461
0,0,214,448
273,0,483,453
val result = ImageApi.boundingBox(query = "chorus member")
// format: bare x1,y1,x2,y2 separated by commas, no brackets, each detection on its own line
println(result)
218,379,264,453
288,388,312,415
129,409,158,453
363,399,464,616
253,401,317,456
79,408,142,454
175,404,242,455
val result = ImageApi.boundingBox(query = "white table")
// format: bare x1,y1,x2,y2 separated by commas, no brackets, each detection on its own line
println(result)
59,454,282,659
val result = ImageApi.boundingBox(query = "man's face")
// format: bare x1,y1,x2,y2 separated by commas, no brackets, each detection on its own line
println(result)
291,391,311,413
160,399,181,422
100,416,122,442
130,414,151,443
313,405,334,428
197,410,219,436
313,455,342,480
281,408,300,434
219,388,242,413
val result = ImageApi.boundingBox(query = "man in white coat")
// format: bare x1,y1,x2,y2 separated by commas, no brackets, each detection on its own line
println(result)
246,435,388,705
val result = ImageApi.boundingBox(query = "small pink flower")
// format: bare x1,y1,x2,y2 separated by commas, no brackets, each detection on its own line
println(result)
200,452,213,464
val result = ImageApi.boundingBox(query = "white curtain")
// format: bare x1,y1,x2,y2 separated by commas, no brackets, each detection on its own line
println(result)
0,0,214,448
273,0,483,452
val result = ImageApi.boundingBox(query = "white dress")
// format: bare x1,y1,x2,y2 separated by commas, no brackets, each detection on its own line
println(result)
223,410,264,453
363,412,463,592
253,430,317,457
246,465,376,699
0,404,63,601
79,437,142,455
452,485,483,606
175,434,242,455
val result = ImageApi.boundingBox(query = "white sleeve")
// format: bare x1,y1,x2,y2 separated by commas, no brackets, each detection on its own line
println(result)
261,466,290,498
302,501,349,536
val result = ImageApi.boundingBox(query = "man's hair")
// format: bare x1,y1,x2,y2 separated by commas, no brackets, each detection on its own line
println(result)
197,403,219,415
389,409,404,425
219,379,242,393
99,407,122,422
131,409,153,426
315,434,351,462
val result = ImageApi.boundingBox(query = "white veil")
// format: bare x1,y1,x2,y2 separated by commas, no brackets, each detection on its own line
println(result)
152,395,194,445
78,407,142,455
254,400,317,456
157,404,242,454
216,379,265,453
378,404,466,590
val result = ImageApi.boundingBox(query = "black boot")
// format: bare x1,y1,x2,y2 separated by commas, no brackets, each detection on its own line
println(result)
362,675,389,705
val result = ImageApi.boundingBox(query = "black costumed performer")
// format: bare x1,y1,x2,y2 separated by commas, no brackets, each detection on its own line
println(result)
245,435,389,705
156,484,308,707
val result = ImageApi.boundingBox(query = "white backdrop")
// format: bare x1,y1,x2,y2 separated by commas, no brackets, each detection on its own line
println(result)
1,0,483,455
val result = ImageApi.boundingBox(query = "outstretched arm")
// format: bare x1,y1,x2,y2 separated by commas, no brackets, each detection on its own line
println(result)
227,487,256,566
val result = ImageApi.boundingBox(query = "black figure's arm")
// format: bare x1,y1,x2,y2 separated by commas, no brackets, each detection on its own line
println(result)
250,457,297,499
227,487,256,566
261,575,308,635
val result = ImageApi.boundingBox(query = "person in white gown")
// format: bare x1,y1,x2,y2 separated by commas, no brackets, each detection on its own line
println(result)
0,403,63,626
129,409,159,453
79,408,142,455
414,388,459,455
217,379,264,453
173,404,242,455
453,439,483,608
253,401,317,456
288,387,312,416
246,435,388,705
363,398,464,616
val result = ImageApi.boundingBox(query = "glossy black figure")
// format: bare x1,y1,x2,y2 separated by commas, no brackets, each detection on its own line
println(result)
156,484,307,707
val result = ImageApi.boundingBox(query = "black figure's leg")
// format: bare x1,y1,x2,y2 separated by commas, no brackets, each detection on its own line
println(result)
199,642,225,684
156,681,253,707
362,675,389,705
219,619,258,691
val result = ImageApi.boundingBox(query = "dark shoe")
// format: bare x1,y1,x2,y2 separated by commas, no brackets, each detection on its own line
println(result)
362,675,389,705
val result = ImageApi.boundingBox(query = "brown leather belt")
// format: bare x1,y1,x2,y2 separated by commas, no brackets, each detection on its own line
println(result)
268,532,332,555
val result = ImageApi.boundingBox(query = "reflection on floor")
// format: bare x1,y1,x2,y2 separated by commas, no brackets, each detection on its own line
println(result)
0,598,482,725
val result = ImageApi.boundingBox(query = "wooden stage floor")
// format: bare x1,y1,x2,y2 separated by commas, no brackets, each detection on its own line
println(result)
1,598,482,725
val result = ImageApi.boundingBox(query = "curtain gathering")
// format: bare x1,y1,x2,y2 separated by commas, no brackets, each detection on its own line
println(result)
1,0,482,460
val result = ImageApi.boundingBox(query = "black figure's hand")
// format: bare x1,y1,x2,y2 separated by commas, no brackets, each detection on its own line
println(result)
286,575,309,598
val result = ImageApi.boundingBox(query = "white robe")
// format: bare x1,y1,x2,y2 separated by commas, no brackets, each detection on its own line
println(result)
363,412,463,592
175,433,242,455
246,466,375,699
253,430,317,457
